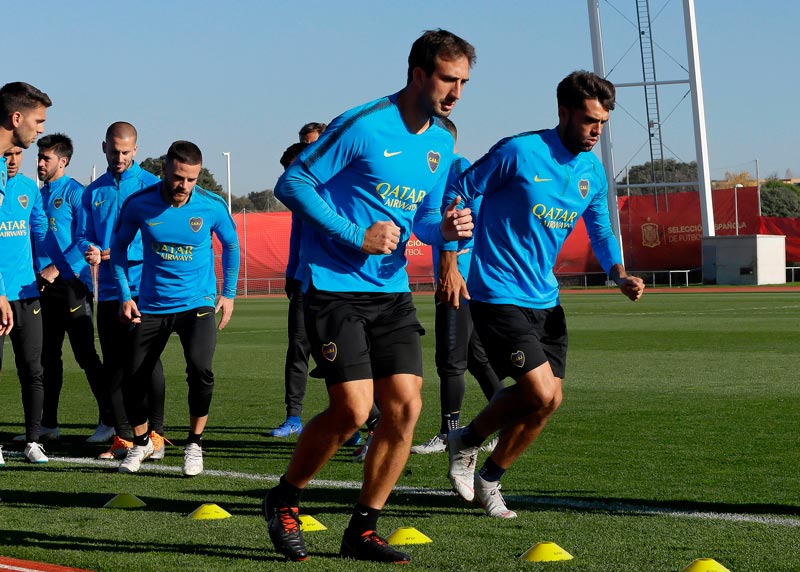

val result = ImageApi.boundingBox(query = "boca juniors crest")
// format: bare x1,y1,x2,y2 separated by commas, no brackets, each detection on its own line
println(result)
578,179,590,199
54,197,64,209
322,342,337,362
189,217,203,232
427,151,440,174
18,194,29,209
510,350,525,368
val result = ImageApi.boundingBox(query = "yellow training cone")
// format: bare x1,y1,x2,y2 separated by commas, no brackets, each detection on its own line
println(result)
387,527,432,545
681,558,730,572
299,514,327,531
103,493,146,509
188,503,232,520
521,541,574,562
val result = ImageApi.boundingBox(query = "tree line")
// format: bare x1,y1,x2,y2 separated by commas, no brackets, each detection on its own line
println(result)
617,159,800,218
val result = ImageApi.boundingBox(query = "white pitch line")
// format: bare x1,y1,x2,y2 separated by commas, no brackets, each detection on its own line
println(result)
6,454,799,528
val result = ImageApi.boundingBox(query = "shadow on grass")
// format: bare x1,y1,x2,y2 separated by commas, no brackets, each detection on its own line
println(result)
506,492,800,518
0,529,290,563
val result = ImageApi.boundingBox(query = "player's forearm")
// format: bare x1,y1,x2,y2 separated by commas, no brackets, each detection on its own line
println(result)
220,244,241,299
276,167,365,250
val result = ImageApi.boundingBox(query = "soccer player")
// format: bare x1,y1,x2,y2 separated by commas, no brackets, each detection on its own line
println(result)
25,133,107,441
1,144,75,463
298,122,326,144
442,71,645,518
270,142,310,438
0,82,51,337
411,118,504,455
76,122,167,458
264,29,476,563
111,140,239,477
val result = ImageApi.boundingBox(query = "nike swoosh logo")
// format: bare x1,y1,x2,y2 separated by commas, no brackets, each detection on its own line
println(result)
94,200,106,207
70,305,82,313
534,175,552,183
196,311,211,317
383,149,402,158
33,308,41,315
147,221,164,227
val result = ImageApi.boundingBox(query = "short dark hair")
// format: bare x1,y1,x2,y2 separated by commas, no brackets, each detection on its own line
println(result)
407,29,476,84
37,132,73,163
106,121,138,142
557,71,616,111
280,142,308,170
298,122,326,142
166,140,202,166
439,117,457,141
0,82,52,120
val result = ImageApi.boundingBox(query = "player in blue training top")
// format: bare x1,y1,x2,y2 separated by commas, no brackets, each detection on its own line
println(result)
442,71,645,519
411,117,504,456
75,121,168,460
270,140,311,438
111,140,240,478
0,82,51,340
24,133,106,444
264,29,476,564
0,82,55,465
1,145,77,464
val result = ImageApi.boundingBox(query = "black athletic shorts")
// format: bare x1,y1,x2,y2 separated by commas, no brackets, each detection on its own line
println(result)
304,287,424,385
470,301,568,380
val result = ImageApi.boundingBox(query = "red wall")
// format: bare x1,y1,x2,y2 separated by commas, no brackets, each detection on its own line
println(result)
216,187,797,288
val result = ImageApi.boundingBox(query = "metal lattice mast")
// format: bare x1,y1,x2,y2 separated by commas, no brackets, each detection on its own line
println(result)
636,0,666,197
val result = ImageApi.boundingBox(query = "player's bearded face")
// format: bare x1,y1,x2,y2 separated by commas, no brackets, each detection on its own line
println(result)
163,159,201,206
558,98,609,155
104,136,137,175
419,55,470,118
12,105,47,149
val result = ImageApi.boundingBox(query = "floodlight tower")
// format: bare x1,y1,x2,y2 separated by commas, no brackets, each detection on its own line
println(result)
586,0,714,263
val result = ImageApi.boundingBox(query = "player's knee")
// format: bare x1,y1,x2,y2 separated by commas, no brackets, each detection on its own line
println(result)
327,403,370,432
381,395,422,432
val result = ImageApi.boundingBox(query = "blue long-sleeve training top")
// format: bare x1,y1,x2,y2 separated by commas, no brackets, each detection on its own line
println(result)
75,162,160,301
111,183,240,314
444,127,622,309
274,91,454,293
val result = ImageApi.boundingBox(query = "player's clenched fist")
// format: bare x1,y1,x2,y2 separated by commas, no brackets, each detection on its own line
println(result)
361,220,401,254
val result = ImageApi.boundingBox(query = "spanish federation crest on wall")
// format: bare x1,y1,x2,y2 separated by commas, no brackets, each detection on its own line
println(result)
578,179,590,199
54,197,64,209
427,151,440,173
641,220,660,248
18,194,29,209
189,217,203,232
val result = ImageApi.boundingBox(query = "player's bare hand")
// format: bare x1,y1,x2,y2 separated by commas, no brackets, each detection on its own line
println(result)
0,295,14,337
436,251,469,309
100,248,111,261
85,245,101,265
618,276,645,302
119,299,142,325
440,196,473,242
361,221,401,254
38,264,60,291
215,296,235,331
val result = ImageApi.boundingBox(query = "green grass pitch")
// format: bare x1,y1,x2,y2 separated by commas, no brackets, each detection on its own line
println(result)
0,292,798,571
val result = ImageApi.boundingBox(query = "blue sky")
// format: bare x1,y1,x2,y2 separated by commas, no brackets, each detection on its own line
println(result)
7,1,799,195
